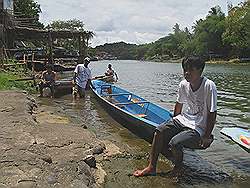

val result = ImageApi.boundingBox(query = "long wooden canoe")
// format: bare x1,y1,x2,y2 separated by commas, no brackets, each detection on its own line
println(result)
54,78,73,96
91,80,172,141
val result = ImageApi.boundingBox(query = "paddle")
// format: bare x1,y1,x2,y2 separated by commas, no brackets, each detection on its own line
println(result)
93,75,105,79
93,75,116,82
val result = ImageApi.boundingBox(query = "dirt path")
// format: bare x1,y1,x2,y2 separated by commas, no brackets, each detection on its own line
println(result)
0,91,116,187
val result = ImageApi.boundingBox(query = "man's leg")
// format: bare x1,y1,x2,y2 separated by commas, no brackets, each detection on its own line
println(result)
133,130,164,177
79,87,86,98
49,84,55,98
133,121,180,177
169,129,201,167
72,85,77,101
39,82,44,97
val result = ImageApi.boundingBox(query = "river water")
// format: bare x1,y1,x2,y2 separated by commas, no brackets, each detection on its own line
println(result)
51,60,249,188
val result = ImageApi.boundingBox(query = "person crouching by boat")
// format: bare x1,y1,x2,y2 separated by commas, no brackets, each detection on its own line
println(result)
133,56,217,177
72,57,95,100
105,64,118,82
38,64,56,98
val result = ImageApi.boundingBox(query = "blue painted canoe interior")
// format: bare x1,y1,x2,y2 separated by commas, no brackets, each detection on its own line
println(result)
93,80,172,125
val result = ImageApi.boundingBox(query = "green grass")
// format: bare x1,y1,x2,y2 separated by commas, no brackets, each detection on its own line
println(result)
0,68,36,93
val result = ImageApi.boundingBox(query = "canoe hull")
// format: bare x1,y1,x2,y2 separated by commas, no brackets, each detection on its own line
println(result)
92,91,155,141
54,79,73,96
91,80,172,142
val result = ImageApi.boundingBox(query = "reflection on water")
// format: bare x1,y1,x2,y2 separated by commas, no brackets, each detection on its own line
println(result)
52,60,249,187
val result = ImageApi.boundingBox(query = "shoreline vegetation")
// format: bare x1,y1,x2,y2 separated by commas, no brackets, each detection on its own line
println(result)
141,57,250,65
4,1,249,66
1,56,249,92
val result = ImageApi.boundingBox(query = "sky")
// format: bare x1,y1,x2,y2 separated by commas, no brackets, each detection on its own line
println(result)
36,0,245,47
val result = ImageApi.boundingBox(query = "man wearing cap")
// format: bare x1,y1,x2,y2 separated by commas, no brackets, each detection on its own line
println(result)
72,57,95,99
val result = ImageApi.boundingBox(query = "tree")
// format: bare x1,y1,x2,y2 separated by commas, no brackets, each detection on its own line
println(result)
222,2,250,57
192,6,226,57
14,0,43,28
48,19,85,31
48,19,94,51
173,23,181,34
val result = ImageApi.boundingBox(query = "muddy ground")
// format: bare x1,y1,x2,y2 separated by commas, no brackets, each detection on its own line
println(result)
0,91,121,188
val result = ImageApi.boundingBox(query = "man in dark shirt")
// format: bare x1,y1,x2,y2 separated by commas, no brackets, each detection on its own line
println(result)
39,64,56,98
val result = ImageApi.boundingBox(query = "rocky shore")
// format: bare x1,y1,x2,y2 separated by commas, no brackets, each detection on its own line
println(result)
0,91,113,187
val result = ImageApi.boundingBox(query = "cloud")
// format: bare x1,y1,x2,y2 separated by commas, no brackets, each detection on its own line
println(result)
37,0,244,47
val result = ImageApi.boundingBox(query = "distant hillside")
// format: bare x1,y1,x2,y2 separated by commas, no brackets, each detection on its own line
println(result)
94,42,138,60
92,3,250,62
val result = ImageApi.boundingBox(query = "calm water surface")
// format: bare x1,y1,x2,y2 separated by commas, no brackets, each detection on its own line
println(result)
53,60,249,188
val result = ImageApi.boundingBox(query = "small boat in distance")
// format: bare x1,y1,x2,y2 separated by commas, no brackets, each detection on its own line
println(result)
91,80,172,141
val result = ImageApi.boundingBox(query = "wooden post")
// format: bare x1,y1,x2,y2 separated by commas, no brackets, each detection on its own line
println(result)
31,52,35,73
82,34,87,58
78,35,83,64
48,29,53,64
23,53,28,71
23,54,26,63
0,47,3,66
4,48,8,60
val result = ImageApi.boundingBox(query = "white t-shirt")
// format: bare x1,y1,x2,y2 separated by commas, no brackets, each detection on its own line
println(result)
173,77,217,136
74,64,92,89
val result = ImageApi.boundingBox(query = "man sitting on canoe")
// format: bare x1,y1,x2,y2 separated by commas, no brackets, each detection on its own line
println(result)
38,64,56,98
133,56,217,177
72,57,95,99
105,64,118,82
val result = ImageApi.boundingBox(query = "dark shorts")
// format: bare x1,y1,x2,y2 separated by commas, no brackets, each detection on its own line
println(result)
156,119,202,150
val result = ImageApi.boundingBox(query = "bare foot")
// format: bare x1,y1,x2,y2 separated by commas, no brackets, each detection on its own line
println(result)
133,166,156,177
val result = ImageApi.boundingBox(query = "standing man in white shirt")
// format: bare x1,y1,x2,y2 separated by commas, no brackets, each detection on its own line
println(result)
133,56,217,177
72,57,95,100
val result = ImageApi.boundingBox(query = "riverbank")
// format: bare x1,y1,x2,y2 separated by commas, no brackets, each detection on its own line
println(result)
144,57,250,64
0,90,123,187
206,58,250,65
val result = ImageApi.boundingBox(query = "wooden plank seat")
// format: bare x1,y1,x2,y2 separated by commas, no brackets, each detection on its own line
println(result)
106,97,125,108
101,93,131,97
100,84,112,88
100,85,113,94
115,101,149,106
134,114,147,118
